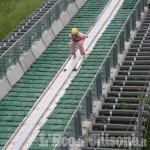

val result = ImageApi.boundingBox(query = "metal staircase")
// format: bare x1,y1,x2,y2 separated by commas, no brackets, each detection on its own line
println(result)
82,10,150,150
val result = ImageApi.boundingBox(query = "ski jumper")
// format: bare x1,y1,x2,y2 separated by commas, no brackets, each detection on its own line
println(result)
69,32,88,56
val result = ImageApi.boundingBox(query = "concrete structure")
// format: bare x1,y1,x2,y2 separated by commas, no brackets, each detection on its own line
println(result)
75,0,85,9
6,63,24,87
42,28,55,48
51,19,64,36
31,39,46,59
67,2,78,18
0,77,12,101
19,50,36,72
60,11,72,27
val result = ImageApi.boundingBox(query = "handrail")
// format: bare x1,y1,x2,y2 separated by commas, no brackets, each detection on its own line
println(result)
53,0,142,149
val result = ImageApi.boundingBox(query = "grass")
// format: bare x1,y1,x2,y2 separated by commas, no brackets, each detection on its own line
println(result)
0,0,45,42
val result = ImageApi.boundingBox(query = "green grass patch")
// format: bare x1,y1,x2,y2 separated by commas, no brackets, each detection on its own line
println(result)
0,0,45,42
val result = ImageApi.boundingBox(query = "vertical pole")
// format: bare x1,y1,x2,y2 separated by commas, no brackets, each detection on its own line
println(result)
96,75,100,100
120,31,124,53
137,2,141,21
74,115,78,140
77,111,82,137
86,95,90,119
96,73,102,100
141,0,144,12
126,20,130,41
113,43,118,67
137,98,143,150
132,10,136,30
105,57,110,83
145,0,147,7
89,89,93,113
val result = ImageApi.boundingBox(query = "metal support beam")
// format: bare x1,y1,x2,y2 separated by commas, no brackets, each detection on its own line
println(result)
137,98,143,150
126,20,130,41
74,115,78,140
77,111,82,137
144,0,147,6
137,2,141,21
89,89,93,113
141,0,144,12
96,72,102,100
74,111,82,140
113,43,118,67
132,10,136,30
86,95,91,119
105,57,110,82
120,31,124,53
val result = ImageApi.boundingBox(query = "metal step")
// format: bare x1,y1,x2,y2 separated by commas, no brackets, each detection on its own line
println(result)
113,80,149,86
118,70,150,75
129,47,150,52
92,123,142,131
125,56,150,60
123,60,150,65
110,86,148,91
99,110,149,117
104,97,139,104
116,75,150,81
132,40,150,44
95,116,147,124
120,65,150,70
127,52,150,56
135,36,150,40
108,91,146,97
90,131,138,137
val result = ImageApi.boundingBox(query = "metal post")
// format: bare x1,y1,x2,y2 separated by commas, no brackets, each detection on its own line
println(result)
74,115,78,140
145,0,148,6
137,98,143,150
126,20,130,41
107,57,110,80
137,2,141,21
89,89,93,113
141,0,144,12
98,73,102,97
96,72,102,100
132,10,136,30
77,111,82,137
125,21,128,41
105,57,110,83
86,95,90,119
113,43,118,67
96,75,100,100
120,31,124,53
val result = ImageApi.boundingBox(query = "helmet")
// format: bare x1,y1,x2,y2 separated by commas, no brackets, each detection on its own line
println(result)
71,28,79,39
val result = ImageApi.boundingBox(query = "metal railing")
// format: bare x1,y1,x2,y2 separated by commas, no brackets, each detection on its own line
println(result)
52,0,148,150
0,0,74,78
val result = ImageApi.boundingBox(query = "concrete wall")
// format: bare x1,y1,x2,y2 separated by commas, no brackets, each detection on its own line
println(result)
0,77,12,100
6,62,24,87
